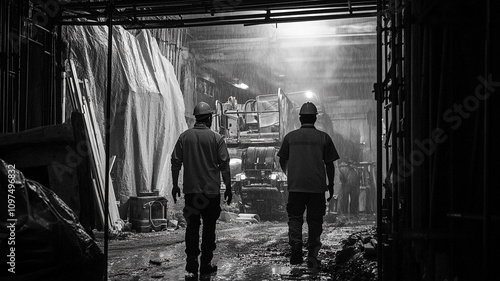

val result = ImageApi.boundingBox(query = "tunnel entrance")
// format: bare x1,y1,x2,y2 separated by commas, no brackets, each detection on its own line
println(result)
5,1,496,280
59,2,380,279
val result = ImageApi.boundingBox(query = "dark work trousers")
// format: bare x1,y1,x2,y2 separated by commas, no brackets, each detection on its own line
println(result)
339,183,360,215
287,192,326,259
183,193,221,266
339,166,360,215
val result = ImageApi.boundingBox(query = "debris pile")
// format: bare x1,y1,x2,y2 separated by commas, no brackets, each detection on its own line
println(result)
0,159,105,280
329,227,377,281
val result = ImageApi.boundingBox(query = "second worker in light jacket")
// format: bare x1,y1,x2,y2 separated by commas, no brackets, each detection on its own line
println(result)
278,102,340,269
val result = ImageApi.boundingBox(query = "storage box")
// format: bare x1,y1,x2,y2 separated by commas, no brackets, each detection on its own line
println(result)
129,196,168,232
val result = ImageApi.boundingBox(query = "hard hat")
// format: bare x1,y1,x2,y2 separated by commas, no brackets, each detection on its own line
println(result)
299,102,318,115
193,102,214,116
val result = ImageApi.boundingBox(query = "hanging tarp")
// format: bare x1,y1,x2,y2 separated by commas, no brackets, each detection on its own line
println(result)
64,25,188,205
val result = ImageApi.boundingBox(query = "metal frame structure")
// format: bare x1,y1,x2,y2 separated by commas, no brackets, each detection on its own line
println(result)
375,0,409,280
56,1,380,279
4,1,497,280
7,0,381,279
3,0,498,280
378,1,497,280
0,0,60,133
59,0,378,28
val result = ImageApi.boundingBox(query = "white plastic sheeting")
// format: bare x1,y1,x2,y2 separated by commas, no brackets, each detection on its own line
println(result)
65,25,187,205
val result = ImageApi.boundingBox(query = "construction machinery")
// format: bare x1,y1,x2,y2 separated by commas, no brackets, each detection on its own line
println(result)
213,89,336,220
213,89,297,220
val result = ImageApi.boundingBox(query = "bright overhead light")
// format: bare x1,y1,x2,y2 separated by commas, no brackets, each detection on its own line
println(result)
233,82,249,90
305,91,314,99
230,78,249,90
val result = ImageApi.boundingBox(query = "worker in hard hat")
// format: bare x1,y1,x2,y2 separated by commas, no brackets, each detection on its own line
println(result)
277,102,340,269
171,101,232,278
338,157,360,216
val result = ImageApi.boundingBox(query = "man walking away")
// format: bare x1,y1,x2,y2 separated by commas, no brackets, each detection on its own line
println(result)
171,102,232,278
278,102,340,269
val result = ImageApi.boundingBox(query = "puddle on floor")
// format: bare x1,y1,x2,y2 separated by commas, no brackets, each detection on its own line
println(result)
200,263,331,281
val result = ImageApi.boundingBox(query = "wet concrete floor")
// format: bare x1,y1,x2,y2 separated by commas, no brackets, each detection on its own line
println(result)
102,216,375,281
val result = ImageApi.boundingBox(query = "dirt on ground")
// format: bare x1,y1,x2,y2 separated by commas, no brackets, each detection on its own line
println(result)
96,214,377,281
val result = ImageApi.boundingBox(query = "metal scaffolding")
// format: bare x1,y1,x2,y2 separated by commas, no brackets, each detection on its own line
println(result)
0,0,59,133
59,0,378,28
375,0,409,280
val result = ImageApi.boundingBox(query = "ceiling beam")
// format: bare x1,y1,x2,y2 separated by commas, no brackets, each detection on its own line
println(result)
61,0,377,16
59,0,377,29
123,12,377,29
188,32,375,47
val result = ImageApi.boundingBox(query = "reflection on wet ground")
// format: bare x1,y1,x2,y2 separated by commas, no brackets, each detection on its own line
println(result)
105,215,376,281
153,262,333,281
243,264,329,280
196,264,331,281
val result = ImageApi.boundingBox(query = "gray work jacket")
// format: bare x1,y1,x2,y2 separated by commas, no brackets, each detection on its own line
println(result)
171,123,230,194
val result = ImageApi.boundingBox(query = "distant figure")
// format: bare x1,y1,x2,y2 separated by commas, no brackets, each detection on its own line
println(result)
171,102,232,279
278,102,340,270
338,159,360,216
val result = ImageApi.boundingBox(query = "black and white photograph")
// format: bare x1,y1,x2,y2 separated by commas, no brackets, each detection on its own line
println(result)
0,1,498,280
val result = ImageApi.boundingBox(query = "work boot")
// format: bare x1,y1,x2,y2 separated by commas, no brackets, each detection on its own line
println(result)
200,263,218,275
307,256,321,270
185,256,199,277
290,243,303,265
184,271,197,280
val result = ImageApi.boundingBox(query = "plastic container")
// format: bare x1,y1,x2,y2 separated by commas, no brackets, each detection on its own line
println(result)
129,196,167,232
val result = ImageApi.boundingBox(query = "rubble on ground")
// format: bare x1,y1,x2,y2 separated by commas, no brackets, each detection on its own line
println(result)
328,226,378,281
99,211,378,280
